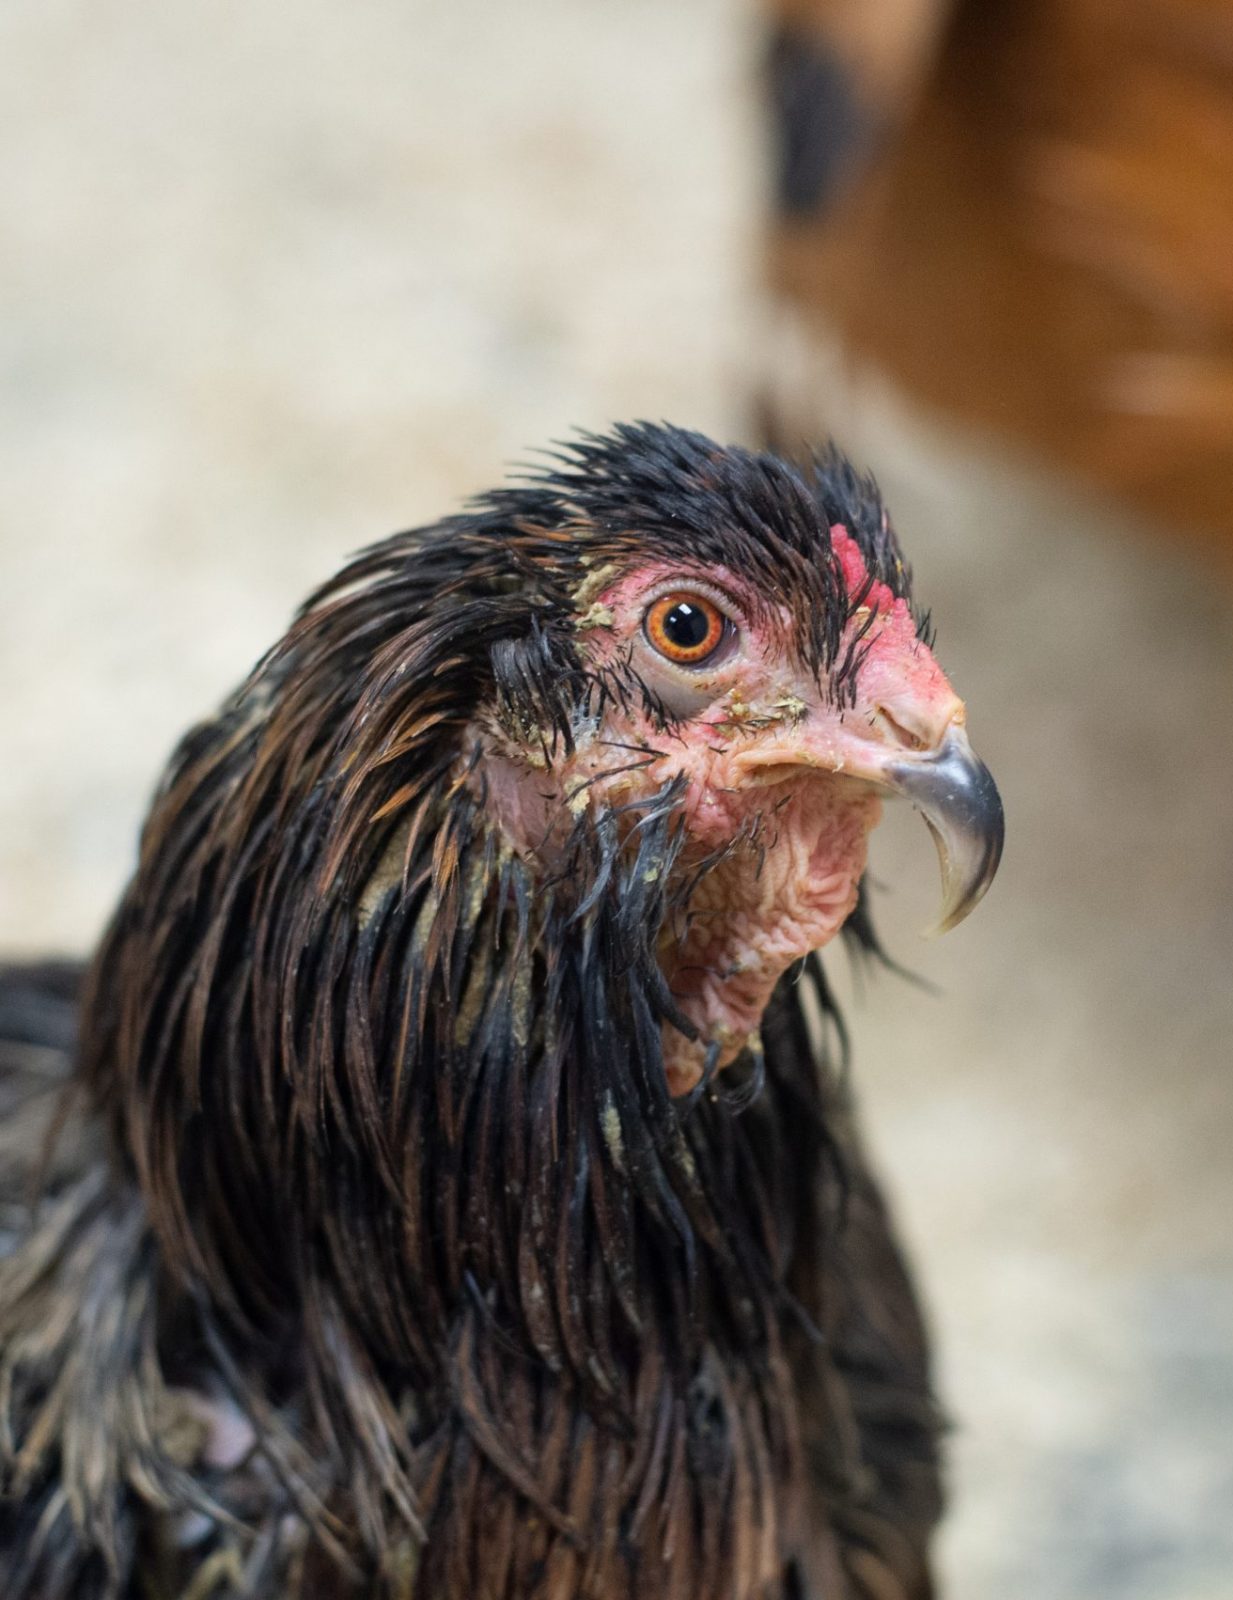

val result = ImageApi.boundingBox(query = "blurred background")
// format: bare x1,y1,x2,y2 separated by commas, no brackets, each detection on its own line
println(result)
0,2,1230,1596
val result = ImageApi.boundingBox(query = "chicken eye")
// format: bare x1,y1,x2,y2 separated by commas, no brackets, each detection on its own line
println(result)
644,593,729,667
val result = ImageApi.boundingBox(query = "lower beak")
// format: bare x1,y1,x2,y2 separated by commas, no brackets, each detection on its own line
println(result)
883,723,1004,934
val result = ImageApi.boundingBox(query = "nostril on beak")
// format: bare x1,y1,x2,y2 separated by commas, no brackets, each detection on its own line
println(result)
874,696,967,754
874,705,929,753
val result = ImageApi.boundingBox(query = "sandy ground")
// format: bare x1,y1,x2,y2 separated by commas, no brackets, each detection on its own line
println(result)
1,3,1231,1596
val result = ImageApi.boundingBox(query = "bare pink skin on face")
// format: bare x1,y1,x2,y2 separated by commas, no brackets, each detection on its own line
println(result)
481,538,965,1095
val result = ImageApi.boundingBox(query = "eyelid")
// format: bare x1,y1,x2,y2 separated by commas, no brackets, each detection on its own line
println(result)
640,576,743,627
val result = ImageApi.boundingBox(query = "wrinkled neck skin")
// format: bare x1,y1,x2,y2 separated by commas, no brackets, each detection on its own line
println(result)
477,715,881,1095
658,776,879,1092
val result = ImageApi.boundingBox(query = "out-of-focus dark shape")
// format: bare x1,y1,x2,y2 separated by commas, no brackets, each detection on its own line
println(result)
764,0,1233,558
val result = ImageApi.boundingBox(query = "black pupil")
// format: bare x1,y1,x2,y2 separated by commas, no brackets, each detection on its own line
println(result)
663,601,711,651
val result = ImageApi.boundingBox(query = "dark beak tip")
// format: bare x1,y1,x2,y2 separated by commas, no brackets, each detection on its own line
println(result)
888,728,1005,936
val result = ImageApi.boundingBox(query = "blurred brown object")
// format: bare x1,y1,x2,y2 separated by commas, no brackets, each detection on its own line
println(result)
764,0,1233,557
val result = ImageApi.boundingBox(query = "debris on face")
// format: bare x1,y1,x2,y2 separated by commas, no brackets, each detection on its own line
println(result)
767,692,807,721
574,601,616,631
713,687,807,736
570,561,621,612
600,1094,625,1171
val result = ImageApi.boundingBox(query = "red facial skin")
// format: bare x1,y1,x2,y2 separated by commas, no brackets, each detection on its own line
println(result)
482,538,965,1095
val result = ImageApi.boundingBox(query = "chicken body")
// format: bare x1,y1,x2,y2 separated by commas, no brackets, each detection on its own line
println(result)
0,426,1000,1598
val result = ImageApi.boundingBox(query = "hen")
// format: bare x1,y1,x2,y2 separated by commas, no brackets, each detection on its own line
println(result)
0,424,1002,1599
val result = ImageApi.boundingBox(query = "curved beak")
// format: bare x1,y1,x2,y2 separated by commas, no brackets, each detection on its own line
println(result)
884,723,1004,934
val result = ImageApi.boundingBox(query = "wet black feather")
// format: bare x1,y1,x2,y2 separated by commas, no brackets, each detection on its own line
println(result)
0,425,942,1599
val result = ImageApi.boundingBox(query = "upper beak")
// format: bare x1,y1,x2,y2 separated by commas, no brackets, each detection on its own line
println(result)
883,722,1004,934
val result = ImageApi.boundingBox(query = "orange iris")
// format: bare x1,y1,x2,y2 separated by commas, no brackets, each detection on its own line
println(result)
644,592,727,666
